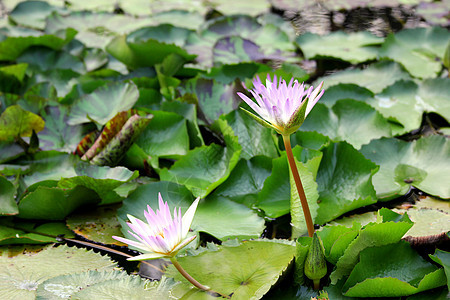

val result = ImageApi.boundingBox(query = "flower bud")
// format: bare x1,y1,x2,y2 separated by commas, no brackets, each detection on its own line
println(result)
304,232,327,290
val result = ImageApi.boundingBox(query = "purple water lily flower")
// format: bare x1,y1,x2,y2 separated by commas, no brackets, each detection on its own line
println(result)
113,193,199,261
237,75,324,136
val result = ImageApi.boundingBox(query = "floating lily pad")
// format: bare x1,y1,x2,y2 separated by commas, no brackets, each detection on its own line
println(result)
343,242,446,297
360,135,450,200
379,27,449,78
316,61,411,93
166,240,295,299
160,119,241,198
301,100,392,149
296,31,382,63
315,141,378,224
68,81,140,126
0,244,116,299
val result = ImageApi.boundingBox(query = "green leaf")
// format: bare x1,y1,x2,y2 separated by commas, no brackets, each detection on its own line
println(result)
360,135,450,200
127,24,193,47
394,208,450,238
205,62,271,85
134,110,189,163
296,31,383,63
315,141,378,224
319,84,374,108
18,184,100,220
0,28,76,62
106,34,195,69
18,47,85,74
343,242,446,297
301,100,392,149
160,119,241,198
182,77,238,124
0,219,74,245
0,176,18,215
417,78,450,122
9,1,64,30
317,224,360,265
316,61,411,93
0,105,45,142
0,63,28,83
289,131,330,151
294,237,312,285
166,240,295,299
379,27,449,78
117,181,264,241
0,244,116,299
68,81,140,125
66,204,124,245
38,106,87,152
212,156,272,208
57,164,138,205
257,146,322,219
211,0,270,16
213,36,284,65
221,109,278,159
330,220,414,284
430,249,450,290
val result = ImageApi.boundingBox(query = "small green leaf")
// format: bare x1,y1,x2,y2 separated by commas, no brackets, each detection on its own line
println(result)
0,176,18,215
430,249,450,290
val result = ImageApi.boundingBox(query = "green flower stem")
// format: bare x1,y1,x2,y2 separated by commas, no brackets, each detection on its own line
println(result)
282,134,315,238
170,257,230,299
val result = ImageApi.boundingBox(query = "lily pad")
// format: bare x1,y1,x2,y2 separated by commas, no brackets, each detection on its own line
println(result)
360,135,450,200
212,156,272,208
68,81,140,125
343,242,446,297
301,100,392,149
296,31,382,63
221,109,278,159
160,119,241,198
166,239,295,299
315,61,411,93
315,141,379,224
0,105,45,142
0,244,116,299
379,27,449,78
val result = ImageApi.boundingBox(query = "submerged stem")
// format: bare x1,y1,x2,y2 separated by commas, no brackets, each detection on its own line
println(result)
170,257,230,299
282,134,315,237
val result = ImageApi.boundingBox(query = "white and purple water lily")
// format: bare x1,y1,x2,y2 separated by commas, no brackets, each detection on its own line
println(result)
113,193,199,261
237,75,324,136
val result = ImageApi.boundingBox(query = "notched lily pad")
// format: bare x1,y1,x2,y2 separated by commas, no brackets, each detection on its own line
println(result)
0,105,45,142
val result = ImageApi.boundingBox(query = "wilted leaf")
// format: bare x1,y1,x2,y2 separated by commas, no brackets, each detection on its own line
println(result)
0,105,45,142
